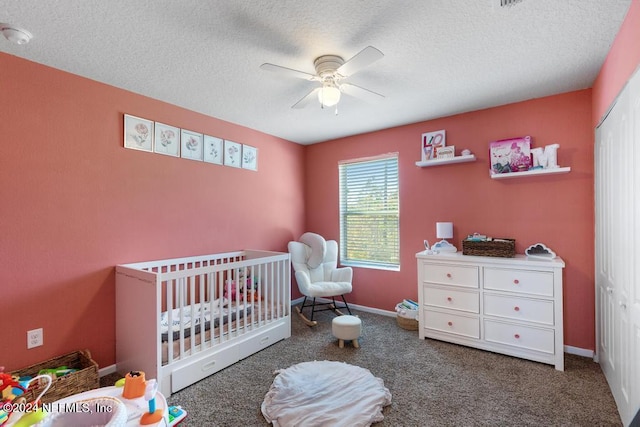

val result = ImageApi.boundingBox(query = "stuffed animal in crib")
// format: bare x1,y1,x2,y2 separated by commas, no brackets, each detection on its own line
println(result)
224,281,261,301
225,270,264,302
224,282,238,301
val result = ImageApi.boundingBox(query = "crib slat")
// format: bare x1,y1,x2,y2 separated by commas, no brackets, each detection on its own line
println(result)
166,278,174,365
188,274,196,356
219,268,226,342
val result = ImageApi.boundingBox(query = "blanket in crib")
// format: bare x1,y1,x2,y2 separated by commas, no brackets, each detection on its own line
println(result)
160,298,252,342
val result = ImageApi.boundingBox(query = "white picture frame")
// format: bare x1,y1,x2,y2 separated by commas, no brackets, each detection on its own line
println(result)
421,129,446,161
489,136,531,174
180,129,203,161
154,122,180,157
224,140,242,168
241,144,258,171
436,145,455,159
203,135,223,165
124,114,154,152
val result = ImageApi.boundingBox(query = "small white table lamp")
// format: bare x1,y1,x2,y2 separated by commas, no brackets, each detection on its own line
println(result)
431,222,457,253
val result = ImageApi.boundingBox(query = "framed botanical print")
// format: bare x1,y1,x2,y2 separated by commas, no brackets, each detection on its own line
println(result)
203,135,223,165
241,144,258,171
154,122,180,157
180,129,203,161
124,114,154,152
224,140,242,168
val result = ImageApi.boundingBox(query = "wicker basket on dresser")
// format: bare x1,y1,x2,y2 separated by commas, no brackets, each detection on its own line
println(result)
416,251,565,370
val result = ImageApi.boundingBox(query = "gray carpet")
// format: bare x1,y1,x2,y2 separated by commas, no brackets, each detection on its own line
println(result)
103,307,622,426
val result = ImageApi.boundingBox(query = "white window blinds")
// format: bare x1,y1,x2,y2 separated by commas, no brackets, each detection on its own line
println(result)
339,155,399,270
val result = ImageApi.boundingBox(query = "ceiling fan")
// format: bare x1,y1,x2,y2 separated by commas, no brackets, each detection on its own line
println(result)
260,46,385,110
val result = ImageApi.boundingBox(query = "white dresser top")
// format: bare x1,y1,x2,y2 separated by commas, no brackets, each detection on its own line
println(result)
415,251,565,268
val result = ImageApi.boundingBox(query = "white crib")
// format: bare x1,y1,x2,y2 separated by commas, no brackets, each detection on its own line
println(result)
115,250,290,397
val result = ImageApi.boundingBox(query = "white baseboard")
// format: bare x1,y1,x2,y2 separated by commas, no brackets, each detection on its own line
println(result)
291,299,595,358
291,297,396,317
564,345,595,359
98,364,117,378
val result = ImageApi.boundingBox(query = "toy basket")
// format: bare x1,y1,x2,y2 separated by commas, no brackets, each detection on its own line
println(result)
12,349,99,404
396,315,419,331
395,303,419,331
462,239,515,258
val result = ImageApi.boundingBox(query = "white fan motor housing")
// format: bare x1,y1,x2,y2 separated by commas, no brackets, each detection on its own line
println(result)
314,55,345,79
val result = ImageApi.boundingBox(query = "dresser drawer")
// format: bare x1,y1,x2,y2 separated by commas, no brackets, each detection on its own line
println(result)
484,268,554,297
423,263,479,288
484,294,554,325
423,309,479,339
423,285,479,313
484,319,555,354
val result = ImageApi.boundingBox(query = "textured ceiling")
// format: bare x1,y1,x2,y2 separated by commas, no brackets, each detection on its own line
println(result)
0,1,631,145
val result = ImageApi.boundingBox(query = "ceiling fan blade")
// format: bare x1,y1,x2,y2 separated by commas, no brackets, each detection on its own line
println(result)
341,82,385,102
292,88,320,109
260,63,317,81
337,46,384,77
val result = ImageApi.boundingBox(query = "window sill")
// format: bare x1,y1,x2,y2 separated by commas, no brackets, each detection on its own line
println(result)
340,261,400,272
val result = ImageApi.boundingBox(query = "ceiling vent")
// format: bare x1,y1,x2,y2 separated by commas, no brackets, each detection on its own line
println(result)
500,0,524,7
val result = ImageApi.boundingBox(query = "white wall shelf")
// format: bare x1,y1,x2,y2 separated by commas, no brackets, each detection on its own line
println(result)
490,166,571,179
415,154,476,167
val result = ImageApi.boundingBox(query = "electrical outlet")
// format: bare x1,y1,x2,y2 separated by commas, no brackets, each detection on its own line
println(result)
27,328,43,349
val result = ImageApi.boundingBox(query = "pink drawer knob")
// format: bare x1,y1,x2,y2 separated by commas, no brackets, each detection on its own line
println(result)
513,279,520,284
514,334,520,339
447,297,453,302
446,273,452,278
514,306,520,312
447,321,453,326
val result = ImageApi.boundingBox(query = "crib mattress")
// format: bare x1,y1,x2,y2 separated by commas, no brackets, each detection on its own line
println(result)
160,299,252,342
162,302,283,365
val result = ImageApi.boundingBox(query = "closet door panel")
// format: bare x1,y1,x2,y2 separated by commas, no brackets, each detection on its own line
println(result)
596,65,640,426
596,94,623,385
628,66,640,422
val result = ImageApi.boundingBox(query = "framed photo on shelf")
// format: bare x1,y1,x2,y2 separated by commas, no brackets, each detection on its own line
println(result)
224,140,242,168
180,129,203,161
489,136,531,174
421,129,445,161
203,135,223,165
154,122,180,157
241,144,258,171
436,146,455,159
124,114,154,152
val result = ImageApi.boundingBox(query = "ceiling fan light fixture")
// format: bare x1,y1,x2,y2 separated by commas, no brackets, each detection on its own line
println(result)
318,85,341,107
0,24,33,45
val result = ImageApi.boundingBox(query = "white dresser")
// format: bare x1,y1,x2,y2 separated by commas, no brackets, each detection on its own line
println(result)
416,251,565,370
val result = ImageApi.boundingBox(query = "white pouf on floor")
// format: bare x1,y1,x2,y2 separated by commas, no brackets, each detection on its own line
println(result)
332,315,362,348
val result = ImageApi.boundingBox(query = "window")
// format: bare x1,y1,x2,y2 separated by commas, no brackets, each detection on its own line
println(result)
339,154,399,270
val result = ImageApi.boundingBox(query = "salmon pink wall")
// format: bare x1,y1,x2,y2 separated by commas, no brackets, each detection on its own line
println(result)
305,90,595,350
0,53,305,371
592,0,640,126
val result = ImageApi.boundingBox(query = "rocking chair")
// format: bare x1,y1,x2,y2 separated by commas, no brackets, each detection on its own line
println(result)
288,232,353,326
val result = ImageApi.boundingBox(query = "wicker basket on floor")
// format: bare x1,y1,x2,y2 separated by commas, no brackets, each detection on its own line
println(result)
396,315,419,331
12,349,99,404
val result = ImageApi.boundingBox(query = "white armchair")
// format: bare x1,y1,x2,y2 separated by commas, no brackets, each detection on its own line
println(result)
288,232,353,326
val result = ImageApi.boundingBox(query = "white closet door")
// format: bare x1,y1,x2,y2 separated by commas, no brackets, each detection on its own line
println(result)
629,66,640,424
596,65,640,426
595,86,625,400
